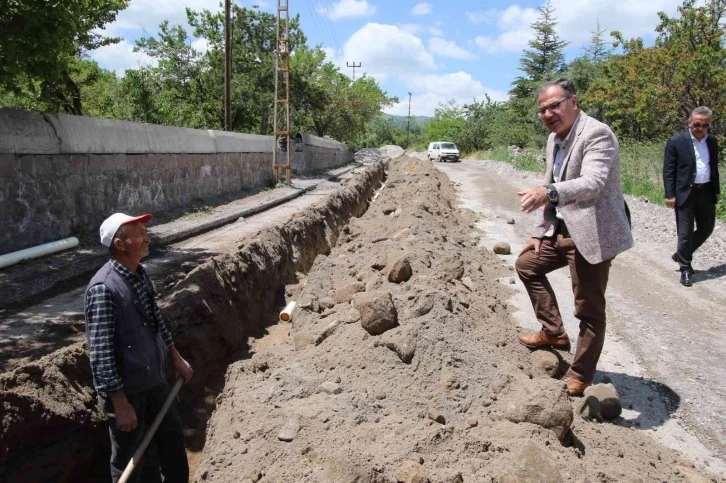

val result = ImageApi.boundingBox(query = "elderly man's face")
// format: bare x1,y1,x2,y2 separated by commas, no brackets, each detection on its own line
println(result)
689,114,711,141
538,85,579,138
115,221,150,260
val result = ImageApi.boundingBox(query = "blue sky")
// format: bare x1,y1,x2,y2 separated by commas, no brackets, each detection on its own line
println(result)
91,0,684,117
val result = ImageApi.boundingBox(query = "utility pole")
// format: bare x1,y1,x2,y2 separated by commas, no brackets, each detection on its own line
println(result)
272,0,291,184
224,0,231,131
346,61,361,81
406,92,412,147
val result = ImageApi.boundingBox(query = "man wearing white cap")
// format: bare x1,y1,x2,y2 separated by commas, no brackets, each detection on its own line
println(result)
85,213,192,483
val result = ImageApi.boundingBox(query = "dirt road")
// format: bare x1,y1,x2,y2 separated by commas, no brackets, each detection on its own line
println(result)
436,159,726,475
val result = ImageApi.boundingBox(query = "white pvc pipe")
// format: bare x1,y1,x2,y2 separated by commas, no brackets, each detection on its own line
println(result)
279,301,297,322
0,237,79,270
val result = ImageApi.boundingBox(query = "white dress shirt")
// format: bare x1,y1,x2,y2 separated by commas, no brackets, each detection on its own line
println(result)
690,132,711,184
543,114,580,236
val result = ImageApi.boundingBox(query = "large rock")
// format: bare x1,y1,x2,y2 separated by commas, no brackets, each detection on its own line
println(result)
278,417,301,442
376,325,418,363
583,384,622,420
354,291,398,335
435,255,464,282
502,379,573,441
393,460,429,483
498,441,562,483
493,242,512,255
530,350,560,378
335,282,366,304
388,257,413,283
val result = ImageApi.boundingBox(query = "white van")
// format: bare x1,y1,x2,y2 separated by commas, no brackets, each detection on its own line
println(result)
427,142,460,162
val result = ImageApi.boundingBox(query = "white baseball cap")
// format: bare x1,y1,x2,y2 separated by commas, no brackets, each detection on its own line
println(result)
99,213,152,247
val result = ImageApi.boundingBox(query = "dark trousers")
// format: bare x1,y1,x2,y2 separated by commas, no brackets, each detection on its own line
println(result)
515,233,612,383
99,384,188,483
675,183,716,271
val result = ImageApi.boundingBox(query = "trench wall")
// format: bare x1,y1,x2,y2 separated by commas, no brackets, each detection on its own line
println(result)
0,109,350,255
0,159,388,483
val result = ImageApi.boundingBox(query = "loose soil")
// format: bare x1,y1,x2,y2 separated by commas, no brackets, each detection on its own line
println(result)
195,156,718,482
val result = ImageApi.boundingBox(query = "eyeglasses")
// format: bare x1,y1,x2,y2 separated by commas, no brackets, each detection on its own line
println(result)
537,97,571,117
691,122,710,129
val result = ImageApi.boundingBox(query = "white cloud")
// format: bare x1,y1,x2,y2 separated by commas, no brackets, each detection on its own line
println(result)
428,37,477,60
317,0,376,21
473,1,683,54
466,9,498,25
412,2,433,16
191,38,209,55
103,0,215,35
399,23,443,37
386,71,508,117
337,23,436,81
90,40,157,76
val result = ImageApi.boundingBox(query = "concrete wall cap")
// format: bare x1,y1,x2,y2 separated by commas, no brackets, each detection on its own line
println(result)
0,108,60,154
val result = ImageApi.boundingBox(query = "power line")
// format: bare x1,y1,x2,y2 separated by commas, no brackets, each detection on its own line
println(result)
318,3,342,53
305,0,334,51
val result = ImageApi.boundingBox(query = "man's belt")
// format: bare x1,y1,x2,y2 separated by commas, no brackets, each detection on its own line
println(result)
691,181,712,189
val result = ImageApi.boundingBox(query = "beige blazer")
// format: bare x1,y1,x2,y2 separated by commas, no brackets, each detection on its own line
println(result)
535,111,634,264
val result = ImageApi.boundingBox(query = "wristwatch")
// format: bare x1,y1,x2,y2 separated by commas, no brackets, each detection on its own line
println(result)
545,184,559,205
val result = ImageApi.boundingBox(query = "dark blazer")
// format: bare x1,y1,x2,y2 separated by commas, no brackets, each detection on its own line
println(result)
664,131,720,206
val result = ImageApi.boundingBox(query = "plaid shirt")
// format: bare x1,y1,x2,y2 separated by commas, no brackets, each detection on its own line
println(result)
85,259,174,394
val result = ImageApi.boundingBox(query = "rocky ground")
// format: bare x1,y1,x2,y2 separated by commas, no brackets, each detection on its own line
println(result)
195,155,717,483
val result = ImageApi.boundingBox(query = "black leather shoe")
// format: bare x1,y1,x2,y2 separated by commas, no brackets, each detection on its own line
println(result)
672,253,694,275
680,270,692,287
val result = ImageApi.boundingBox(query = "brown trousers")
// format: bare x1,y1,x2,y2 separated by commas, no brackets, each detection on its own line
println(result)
515,233,612,383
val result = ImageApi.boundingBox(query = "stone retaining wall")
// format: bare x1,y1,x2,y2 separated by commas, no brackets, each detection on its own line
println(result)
0,109,349,254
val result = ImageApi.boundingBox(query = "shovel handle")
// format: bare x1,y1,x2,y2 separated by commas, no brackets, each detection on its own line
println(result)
118,377,185,483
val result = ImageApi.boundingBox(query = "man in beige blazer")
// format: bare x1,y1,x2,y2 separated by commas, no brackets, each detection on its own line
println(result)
515,78,634,396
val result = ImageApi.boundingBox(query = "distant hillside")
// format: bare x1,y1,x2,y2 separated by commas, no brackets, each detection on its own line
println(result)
382,114,431,127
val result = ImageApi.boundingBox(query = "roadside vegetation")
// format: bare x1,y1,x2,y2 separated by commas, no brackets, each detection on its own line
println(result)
365,0,725,219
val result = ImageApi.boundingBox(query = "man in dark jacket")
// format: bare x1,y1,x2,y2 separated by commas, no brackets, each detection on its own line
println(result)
85,213,193,483
663,107,721,286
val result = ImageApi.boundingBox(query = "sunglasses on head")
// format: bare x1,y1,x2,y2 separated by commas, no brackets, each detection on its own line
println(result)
692,122,710,129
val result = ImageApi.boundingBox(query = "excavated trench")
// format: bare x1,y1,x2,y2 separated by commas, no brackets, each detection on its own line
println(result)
0,159,388,483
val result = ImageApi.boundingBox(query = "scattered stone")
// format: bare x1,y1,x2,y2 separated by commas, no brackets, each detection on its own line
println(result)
354,291,398,335
502,378,573,441
335,282,366,304
410,292,435,317
374,390,387,400
583,384,622,420
576,395,602,422
530,350,560,378
393,460,429,483
371,260,387,271
366,273,383,292
436,255,464,282
277,417,301,442
250,470,263,482
509,278,516,284
319,381,342,395
467,418,479,428
427,409,446,424
506,217,516,225
233,431,241,439
497,441,562,483
376,325,418,363
493,242,512,255
382,205,397,215
388,257,413,283
336,306,362,324
319,297,336,310
293,332,315,350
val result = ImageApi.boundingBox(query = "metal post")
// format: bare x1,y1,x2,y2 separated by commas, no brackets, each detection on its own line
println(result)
224,0,231,131
346,61,361,81
273,0,291,184
406,92,412,148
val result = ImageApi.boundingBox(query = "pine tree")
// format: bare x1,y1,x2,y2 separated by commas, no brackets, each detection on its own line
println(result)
509,0,569,99
585,20,614,64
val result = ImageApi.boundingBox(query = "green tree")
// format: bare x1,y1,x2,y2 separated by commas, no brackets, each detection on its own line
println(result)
0,0,129,114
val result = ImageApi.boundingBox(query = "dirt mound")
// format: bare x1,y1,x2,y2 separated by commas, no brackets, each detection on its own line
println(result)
195,156,712,482
0,160,389,482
